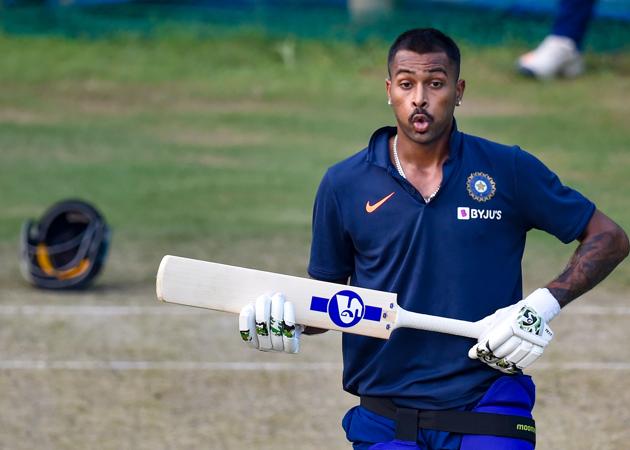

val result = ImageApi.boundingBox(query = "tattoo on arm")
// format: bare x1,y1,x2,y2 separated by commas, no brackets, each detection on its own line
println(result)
547,231,628,307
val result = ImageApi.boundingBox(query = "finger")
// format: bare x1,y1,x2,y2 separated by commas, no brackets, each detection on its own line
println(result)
468,343,480,360
468,340,495,361
255,294,273,351
516,345,544,369
513,326,549,347
492,335,521,358
505,340,534,365
473,341,500,364
493,359,515,374
239,303,259,349
486,324,515,352
494,358,519,374
282,301,302,354
270,293,285,351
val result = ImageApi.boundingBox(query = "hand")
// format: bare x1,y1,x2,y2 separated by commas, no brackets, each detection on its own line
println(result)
239,293,304,353
469,289,559,374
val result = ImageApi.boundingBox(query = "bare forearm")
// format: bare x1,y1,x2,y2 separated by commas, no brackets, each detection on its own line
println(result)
547,210,629,307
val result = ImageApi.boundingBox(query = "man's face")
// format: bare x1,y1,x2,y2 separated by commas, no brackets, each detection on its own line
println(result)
386,50,465,147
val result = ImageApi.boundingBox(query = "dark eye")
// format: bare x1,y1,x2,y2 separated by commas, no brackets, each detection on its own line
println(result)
430,80,444,88
399,81,412,89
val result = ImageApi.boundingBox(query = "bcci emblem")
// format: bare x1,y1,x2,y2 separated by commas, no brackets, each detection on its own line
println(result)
467,172,496,202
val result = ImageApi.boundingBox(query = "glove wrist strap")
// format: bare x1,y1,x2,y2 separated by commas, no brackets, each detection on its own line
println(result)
525,288,560,322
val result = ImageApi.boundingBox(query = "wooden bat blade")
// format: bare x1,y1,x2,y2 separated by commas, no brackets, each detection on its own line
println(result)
157,255,486,340
157,255,398,339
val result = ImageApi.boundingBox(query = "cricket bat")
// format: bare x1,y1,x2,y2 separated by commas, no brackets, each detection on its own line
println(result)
156,255,486,340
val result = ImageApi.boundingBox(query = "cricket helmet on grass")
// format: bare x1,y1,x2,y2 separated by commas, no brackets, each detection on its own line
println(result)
20,199,111,290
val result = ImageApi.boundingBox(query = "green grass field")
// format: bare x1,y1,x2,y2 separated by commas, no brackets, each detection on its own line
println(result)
1,32,628,285
0,30,629,449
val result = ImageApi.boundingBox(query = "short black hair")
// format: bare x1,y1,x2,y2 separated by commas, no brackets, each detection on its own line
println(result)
387,28,461,79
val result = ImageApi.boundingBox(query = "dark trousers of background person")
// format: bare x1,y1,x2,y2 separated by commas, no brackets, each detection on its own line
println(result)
552,0,597,48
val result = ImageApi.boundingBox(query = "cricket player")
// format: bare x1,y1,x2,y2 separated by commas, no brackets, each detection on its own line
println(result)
239,28,629,449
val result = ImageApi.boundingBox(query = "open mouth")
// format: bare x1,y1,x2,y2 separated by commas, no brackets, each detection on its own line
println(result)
411,113,432,133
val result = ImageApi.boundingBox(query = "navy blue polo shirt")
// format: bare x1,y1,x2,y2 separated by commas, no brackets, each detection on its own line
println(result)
308,122,595,410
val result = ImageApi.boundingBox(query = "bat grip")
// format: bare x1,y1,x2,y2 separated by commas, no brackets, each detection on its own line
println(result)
395,307,486,339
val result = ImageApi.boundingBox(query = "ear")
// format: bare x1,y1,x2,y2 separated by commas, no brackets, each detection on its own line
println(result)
456,79,466,103
385,77,392,102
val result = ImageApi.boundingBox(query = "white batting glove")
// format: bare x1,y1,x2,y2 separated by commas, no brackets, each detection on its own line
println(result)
238,293,304,354
469,289,560,374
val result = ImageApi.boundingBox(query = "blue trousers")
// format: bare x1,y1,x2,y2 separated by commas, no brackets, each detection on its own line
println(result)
552,0,597,48
342,375,536,450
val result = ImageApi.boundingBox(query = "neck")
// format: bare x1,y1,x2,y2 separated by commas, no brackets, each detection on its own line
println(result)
391,133,445,203
395,131,450,171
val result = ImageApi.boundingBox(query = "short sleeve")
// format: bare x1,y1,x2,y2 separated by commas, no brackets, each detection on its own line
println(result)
515,149,595,243
308,170,354,281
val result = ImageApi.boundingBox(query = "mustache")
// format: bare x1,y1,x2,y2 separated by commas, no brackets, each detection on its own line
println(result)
409,108,433,122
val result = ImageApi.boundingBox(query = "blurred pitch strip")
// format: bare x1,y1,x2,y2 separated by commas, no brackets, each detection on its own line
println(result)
1,360,630,371
0,305,628,316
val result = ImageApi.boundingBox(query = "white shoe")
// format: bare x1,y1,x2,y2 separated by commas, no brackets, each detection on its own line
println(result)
517,35,584,79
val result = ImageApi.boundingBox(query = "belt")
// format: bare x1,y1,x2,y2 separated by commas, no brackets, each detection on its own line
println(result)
360,396,536,444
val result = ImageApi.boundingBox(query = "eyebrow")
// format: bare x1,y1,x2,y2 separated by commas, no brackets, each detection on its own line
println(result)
427,67,448,76
394,67,448,77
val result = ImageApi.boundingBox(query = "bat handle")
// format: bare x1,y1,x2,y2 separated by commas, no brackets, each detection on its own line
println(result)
395,307,486,339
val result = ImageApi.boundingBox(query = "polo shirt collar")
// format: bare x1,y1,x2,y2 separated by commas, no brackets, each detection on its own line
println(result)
366,118,463,170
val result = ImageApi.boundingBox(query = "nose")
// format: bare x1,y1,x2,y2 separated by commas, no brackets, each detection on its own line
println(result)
412,85,428,109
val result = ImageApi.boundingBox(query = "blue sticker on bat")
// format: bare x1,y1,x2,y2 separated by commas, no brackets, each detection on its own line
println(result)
310,290,382,328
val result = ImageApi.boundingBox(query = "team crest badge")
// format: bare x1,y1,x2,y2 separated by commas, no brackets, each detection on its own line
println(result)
466,172,496,202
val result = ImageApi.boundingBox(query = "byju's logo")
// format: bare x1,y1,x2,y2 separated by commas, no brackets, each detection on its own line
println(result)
310,290,382,328
457,207,502,220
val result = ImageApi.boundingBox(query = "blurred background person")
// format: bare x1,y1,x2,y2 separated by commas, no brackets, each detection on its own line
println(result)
517,0,597,79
